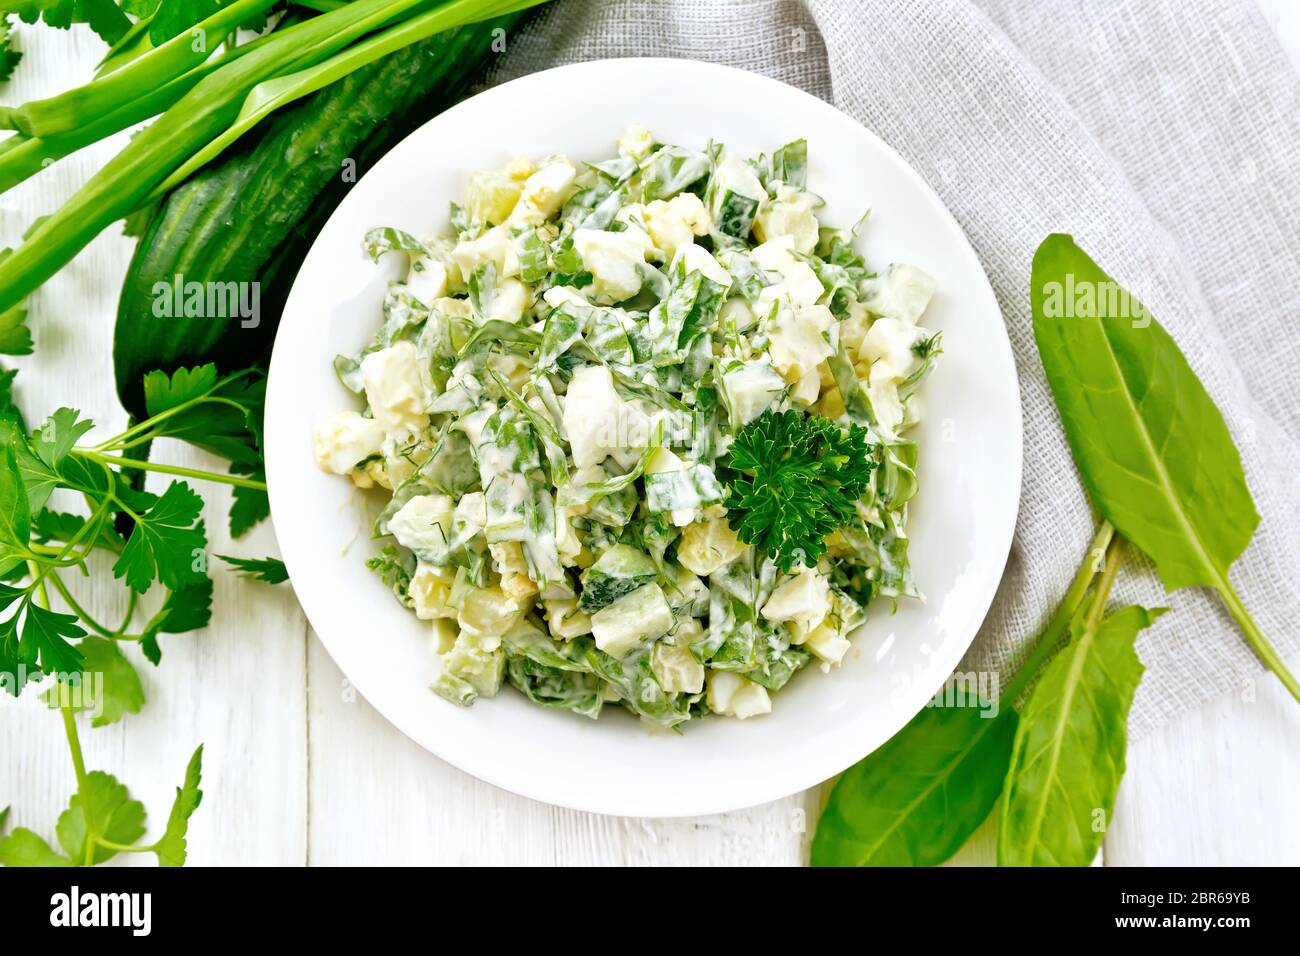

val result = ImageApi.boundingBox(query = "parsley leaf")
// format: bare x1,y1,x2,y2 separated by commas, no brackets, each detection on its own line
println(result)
0,367,24,433
0,303,31,354
0,827,73,866
113,480,207,593
720,409,876,572
20,603,85,676
55,770,146,865
0,607,26,694
148,0,224,46
0,16,21,86
228,463,269,537
0,444,31,561
32,508,124,551
31,406,94,468
143,365,264,466
142,362,219,409
218,554,287,584
140,575,213,665
14,0,132,44
153,744,203,867
44,636,144,727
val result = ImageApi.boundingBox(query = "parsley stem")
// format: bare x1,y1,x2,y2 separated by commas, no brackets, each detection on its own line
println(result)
116,591,139,638
59,707,97,866
24,501,112,576
1002,520,1115,704
47,574,117,639
95,838,155,854
74,450,268,490
92,370,256,452
28,543,101,566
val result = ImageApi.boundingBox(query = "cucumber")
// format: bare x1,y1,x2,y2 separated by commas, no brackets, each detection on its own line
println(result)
113,15,520,417
578,544,658,613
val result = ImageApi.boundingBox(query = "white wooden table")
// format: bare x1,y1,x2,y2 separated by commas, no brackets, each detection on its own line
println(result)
3,5,1298,866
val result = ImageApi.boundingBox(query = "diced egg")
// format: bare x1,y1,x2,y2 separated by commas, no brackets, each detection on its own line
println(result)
754,184,819,254
643,193,711,261
707,671,772,719
312,411,385,475
573,227,654,303
360,341,429,440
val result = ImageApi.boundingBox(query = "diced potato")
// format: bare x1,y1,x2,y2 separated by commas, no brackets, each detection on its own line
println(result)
501,573,539,605
677,511,747,577
466,168,523,225
652,641,705,694
767,304,834,383
791,366,821,406
674,242,732,287
409,561,457,621
430,630,505,705
451,225,520,281
720,359,786,427
484,277,531,325
867,360,905,433
860,317,925,379
407,255,448,303
804,622,852,668
542,285,589,310
544,598,593,639
489,541,529,576
457,586,526,639
761,566,832,636
555,505,583,566
665,615,705,647
562,364,661,469
514,159,577,221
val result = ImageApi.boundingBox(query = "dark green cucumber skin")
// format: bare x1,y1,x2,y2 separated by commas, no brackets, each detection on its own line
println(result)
114,15,519,417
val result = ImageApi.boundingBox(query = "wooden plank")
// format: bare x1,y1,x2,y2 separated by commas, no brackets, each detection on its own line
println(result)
1106,677,1300,866
0,25,310,866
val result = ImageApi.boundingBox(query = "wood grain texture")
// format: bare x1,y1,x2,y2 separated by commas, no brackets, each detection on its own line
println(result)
2,9,1298,867
1107,677,1300,866
0,24,308,866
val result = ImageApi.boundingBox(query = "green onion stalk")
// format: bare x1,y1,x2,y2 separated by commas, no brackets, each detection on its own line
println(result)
0,0,548,314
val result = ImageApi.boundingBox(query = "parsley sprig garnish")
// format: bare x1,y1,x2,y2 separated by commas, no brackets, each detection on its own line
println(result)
0,362,284,867
721,409,876,573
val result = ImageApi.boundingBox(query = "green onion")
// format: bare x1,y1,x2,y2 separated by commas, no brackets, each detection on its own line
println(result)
0,0,542,314
0,36,272,193
1,0,282,138
155,0,543,196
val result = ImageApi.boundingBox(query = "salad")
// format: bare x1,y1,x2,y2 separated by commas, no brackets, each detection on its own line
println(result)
313,125,940,728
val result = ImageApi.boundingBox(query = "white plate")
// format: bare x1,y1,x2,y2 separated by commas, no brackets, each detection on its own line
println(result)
265,58,1021,818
